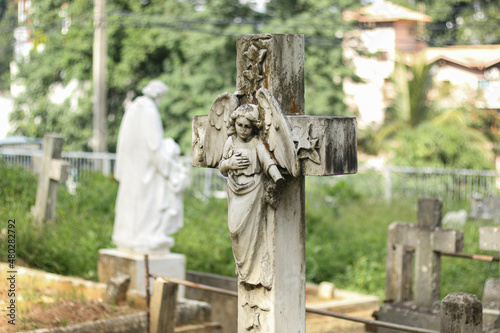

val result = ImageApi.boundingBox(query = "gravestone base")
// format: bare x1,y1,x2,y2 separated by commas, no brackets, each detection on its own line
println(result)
484,278,500,331
484,309,500,332
373,302,440,333
98,248,186,297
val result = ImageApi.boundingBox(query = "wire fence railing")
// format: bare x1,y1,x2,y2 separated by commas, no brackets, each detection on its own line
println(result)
1,149,499,203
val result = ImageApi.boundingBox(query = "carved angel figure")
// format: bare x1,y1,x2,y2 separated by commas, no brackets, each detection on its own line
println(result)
204,88,298,289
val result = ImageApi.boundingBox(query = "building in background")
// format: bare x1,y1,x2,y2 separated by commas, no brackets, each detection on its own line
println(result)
343,0,432,128
343,0,500,131
425,45,500,111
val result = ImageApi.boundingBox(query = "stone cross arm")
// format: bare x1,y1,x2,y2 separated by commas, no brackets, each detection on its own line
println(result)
388,222,464,253
192,114,357,177
33,155,70,182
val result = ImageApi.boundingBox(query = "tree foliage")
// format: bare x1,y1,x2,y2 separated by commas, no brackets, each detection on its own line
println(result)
390,0,500,45
0,0,16,90
8,0,358,153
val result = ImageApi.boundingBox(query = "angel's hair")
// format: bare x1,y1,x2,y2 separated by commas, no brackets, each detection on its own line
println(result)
142,80,168,100
227,104,262,136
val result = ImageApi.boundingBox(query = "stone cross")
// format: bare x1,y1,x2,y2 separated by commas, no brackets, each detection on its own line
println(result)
192,34,357,332
32,134,70,224
385,197,464,308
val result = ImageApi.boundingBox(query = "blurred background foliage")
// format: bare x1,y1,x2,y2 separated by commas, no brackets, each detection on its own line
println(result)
5,0,360,152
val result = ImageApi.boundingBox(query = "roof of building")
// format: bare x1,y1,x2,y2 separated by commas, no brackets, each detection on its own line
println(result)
425,45,500,69
343,1,432,23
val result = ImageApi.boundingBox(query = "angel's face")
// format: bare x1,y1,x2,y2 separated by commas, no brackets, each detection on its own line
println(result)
235,116,253,141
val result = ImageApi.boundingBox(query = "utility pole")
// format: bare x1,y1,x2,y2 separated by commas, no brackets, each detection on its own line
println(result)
93,0,107,153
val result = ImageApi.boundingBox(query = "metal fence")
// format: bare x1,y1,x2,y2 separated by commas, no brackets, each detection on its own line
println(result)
1,149,499,202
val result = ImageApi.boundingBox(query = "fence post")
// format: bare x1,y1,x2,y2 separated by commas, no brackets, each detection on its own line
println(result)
441,293,482,333
103,154,111,176
150,278,178,333
384,167,392,202
203,168,212,199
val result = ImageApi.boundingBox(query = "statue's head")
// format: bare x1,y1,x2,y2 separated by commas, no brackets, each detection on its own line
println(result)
142,80,168,103
228,104,262,137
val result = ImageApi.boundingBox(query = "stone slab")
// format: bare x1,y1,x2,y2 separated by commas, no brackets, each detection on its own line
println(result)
375,301,500,333
484,278,500,310
480,227,500,251
484,308,500,331
185,271,238,333
441,293,482,333
373,302,440,333
98,248,186,297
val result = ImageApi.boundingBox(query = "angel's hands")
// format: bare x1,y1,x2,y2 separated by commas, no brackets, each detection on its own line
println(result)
226,152,250,170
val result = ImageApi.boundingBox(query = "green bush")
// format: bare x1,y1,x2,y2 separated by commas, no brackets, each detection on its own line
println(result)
0,162,117,280
173,190,235,276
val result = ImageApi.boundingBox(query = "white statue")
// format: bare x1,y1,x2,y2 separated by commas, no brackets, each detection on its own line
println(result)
200,88,299,289
113,80,188,253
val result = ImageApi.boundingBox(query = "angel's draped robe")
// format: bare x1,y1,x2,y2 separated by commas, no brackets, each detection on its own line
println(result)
113,96,188,253
221,135,276,289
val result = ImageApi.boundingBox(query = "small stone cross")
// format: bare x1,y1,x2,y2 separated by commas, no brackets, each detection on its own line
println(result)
385,197,464,308
192,34,357,332
32,134,70,224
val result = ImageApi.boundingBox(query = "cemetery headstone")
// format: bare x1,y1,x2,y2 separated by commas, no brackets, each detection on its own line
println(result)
31,133,70,224
470,193,500,223
192,34,357,332
480,226,500,330
98,80,189,295
375,197,464,333
441,293,483,333
104,272,131,305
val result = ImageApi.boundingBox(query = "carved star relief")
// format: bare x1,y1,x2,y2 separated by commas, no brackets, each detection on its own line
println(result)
292,122,320,164
243,45,267,83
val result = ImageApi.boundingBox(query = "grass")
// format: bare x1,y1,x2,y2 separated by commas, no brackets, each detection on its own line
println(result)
0,161,116,280
0,161,497,302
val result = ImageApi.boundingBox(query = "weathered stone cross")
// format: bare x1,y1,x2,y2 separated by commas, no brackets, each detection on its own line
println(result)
192,34,357,332
32,134,70,224
385,197,464,308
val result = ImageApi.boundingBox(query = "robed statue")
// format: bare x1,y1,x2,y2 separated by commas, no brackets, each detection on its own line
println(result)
113,80,188,253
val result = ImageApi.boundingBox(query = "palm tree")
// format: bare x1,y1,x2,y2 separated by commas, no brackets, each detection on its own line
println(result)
377,55,435,141
376,55,494,169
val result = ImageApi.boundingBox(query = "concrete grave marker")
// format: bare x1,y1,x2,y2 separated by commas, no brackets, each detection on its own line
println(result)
441,293,483,333
479,226,500,329
385,197,464,308
470,194,500,223
376,198,464,332
32,134,70,224
192,34,357,332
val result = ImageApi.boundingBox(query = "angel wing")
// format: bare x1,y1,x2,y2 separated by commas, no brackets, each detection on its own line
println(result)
256,88,299,177
204,92,239,167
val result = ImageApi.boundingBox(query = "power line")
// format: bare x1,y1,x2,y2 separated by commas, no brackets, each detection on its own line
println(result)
0,8,498,55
